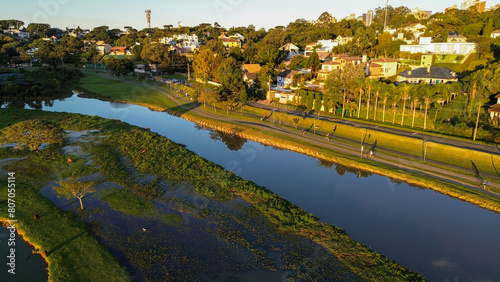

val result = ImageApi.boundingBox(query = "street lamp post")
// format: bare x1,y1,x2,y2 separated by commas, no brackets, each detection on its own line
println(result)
360,128,366,159
423,140,430,163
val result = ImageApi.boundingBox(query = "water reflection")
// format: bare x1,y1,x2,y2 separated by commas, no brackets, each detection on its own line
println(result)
0,98,56,110
316,159,373,178
199,126,248,151
22,93,500,281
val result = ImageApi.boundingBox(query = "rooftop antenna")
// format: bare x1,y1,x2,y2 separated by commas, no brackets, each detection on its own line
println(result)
384,0,389,30
145,9,151,28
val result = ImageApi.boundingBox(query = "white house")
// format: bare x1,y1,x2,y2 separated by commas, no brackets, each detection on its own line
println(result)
491,30,500,39
95,42,112,55
277,69,311,88
402,23,427,34
333,36,353,45
400,42,476,55
3,29,30,39
317,39,339,51
304,40,338,56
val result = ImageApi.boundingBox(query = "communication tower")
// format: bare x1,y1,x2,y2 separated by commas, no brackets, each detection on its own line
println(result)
145,10,151,28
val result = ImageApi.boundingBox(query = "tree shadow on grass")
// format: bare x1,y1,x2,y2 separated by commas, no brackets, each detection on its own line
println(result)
491,155,500,177
165,102,200,116
48,231,86,256
471,161,485,187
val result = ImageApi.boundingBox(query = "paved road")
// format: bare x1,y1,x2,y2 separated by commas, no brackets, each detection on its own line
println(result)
90,74,500,198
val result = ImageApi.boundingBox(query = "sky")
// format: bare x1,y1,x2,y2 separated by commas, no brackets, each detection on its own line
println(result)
2,0,500,30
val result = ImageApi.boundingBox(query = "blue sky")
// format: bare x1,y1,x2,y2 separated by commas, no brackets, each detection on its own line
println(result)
2,0,500,30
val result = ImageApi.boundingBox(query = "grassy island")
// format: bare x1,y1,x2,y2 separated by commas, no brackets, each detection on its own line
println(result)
0,108,425,281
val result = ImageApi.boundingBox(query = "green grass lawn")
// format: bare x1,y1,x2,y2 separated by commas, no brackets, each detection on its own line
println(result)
78,72,175,110
77,73,500,178
0,183,130,281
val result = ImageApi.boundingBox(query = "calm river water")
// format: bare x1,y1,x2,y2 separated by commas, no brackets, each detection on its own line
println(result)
16,94,500,281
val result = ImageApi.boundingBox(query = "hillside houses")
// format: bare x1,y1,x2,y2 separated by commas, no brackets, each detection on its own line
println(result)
3,28,30,39
241,64,261,85
333,36,353,46
280,43,301,60
109,46,132,56
304,39,338,56
159,34,200,52
219,32,243,49
396,66,459,84
400,42,476,55
367,58,399,79
317,62,341,80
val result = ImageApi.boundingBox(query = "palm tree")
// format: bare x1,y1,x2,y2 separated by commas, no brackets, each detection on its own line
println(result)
433,101,443,126
437,83,451,105
448,82,462,102
381,83,394,123
421,84,435,130
354,78,365,118
410,85,420,128
472,95,489,141
365,78,374,120
398,83,412,126
346,102,357,117
373,82,381,121
464,70,486,118
391,89,402,124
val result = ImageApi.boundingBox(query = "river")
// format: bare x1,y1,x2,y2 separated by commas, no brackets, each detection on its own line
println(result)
14,94,500,281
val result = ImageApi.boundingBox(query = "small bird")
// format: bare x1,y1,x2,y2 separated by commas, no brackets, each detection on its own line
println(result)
68,158,72,162
142,228,147,232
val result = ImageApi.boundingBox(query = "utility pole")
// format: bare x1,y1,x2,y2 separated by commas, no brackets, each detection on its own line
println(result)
187,62,190,80
360,128,365,159
384,0,389,30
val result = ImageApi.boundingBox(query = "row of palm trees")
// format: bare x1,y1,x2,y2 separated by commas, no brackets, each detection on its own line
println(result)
324,77,463,130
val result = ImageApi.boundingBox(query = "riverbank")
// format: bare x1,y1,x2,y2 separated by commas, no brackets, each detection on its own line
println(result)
76,73,500,215
0,181,130,281
0,109,424,280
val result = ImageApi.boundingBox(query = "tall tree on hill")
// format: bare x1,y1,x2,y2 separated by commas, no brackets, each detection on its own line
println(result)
307,50,321,72
105,57,134,78
27,23,50,38
377,32,393,58
217,57,245,96
193,49,215,82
